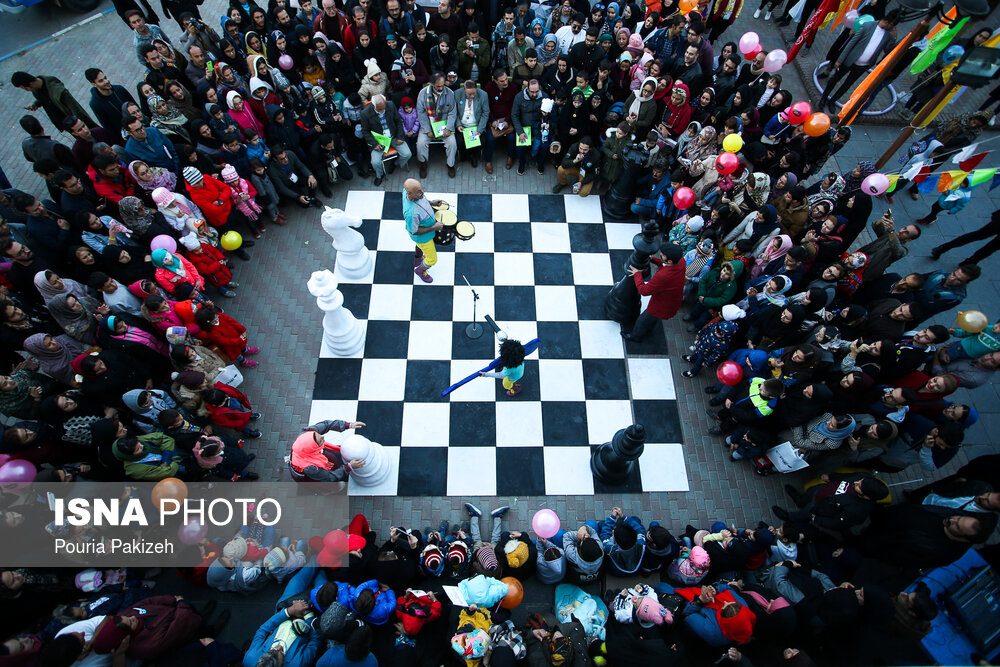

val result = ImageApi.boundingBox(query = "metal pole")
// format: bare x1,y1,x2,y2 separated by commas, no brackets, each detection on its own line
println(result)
874,80,960,170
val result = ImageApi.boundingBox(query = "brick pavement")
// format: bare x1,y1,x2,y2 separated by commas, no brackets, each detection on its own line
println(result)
0,1,998,538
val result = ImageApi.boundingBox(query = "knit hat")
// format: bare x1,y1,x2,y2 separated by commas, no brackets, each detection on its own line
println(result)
541,98,554,113
401,96,414,107
180,233,201,251
636,596,672,627
686,215,704,232
689,545,710,567
475,545,499,573
364,58,381,78
722,304,746,321
859,477,889,501
452,629,489,659
223,536,248,560
504,540,530,568
174,370,205,389
619,51,632,62
423,546,443,572
151,187,174,207
319,602,351,638
579,537,602,562
183,166,203,186
220,164,239,182
448,542,468,566
263,546,288,572
311,85,327,99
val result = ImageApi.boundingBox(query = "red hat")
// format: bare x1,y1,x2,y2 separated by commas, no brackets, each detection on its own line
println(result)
401,96,414,107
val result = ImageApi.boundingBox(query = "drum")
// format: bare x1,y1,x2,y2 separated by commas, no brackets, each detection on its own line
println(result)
435,209,457,227
433,201,450,212
435,227,455,245
434,209,457,245
455,221,476,241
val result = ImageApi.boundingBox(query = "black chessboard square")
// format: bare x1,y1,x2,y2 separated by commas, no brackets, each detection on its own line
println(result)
568,222,610,253
355,400,404,445
536,321,582,359
590,444,644,493
609,250,633,282
454,253,494,286
452,322,498,359
404,360,452,402
533,253,575,285
497,447,546,495
364,320,410,358
582,359,630,399
411,285,455,320
493,222,533,252
529,194,567,222
338,284,372,320
359,219,380,249
540,401,589,445
397,447,448,496
457,194,492,222
449,402,497,445
623,330,669,356
575,285,613,320
374,251,420,284
632,399,683,443
382,191,403,219
494,359,540,400
494,286,536,321
313,358,362,399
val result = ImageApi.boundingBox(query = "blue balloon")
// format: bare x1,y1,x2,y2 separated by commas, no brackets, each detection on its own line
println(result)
942,45,965,65
853,14,874,32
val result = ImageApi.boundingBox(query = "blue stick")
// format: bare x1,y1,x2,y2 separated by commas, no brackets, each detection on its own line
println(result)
440,338,540,397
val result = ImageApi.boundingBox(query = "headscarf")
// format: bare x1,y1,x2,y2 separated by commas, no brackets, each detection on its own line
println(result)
128,160,177,192
23,333,85,385
682,125,717,162
762,274,792,306
166,84,200,120
769,171,798,201
291,431,337,471
752,234,792,279
807,172,844,207
746,172,770,208
102,246,152,285
47,294,99,343
662,81,692,135
843,160,875,194
813,414,856,440
936,110,992,145
628,75,657,118
675,121,701,156
147,94,191,142
748,203,779,247
245,30,269,59
122,389,176,423
32,271,90,306
537,34,559,66
118,197,154,235
151,248,186,276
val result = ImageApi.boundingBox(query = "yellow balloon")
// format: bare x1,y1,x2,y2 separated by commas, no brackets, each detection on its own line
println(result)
956,310,988,334
723,134,744,153
221,231,243,251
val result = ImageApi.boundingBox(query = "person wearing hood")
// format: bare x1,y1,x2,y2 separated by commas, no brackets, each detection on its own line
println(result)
722,204,780,258
776,471,889,539
226,90,266,139
668,213,704,250
390,46,430,101
357,57,388,103
773,184,809,239
112,432,184,481
598,507,646,576
534,538,566,584
247,77,282,131
622,76,658,139
683,304,745,376
494,530,536,581
689,256,744,333
622,242,686,342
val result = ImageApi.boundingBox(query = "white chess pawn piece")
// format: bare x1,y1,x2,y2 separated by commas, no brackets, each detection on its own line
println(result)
321,207,373,280
340,433,394,487
307,269,366,356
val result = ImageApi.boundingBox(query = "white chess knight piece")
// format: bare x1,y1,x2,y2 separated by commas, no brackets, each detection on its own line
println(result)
307,269,366,356
340,433,394,487
321,207,374,280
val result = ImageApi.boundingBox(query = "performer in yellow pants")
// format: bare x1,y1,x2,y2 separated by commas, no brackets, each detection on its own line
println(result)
403,178,444,283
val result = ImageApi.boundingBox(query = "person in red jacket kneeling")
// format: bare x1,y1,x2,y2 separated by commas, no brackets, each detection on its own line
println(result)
194,304,260,367
203,384,262,438
623,243,687,342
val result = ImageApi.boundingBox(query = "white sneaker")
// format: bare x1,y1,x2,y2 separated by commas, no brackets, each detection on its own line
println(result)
764,10,772,19
753,7,761,17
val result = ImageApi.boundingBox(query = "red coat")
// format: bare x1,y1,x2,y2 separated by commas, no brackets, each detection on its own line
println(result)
171,299,204,337
200,311,247,361
92,595,201,660
395,591,443,636
634,257,686,320
183,244,232,287
206,382,253,430
88,163,140,204
186,174,233,228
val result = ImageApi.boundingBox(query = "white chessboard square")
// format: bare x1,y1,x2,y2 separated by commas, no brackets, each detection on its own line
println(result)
586,400,634,445
345,190,386,218
415,251,456,286
492,194,530,222
538,358,586,401
530,222,572,253
454,221,494,254
578,320,626,358
358,358,408,401
571,253,614,285
563,195,604,223
347,446,400,496
493,252,536,286
407,321,454,359
375,220,415,252
453,285,494,322
639,443,690,492
318,320,368,358
627,358,676,400
492,321,538,349
449,359,498,401
368,284,413,321
543,447,595,495
448,447,496,496
496,401,544,446
605,222,642,250
534,285,579,321
401,402,451,446
306,400,360,446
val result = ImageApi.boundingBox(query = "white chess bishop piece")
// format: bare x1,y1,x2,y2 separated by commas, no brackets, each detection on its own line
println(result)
339,433,394,487
307,269,366,356
321,207,374,280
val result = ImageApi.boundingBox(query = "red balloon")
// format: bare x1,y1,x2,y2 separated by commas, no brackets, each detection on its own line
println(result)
715,152,739,176
672,186,696,210
716,361,743,386
745,44,763,59
788,101,812,125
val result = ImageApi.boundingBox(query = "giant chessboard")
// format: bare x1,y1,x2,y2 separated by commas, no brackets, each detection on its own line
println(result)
308,190,688,496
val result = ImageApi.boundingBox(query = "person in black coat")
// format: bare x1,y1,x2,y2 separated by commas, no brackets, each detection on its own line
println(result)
860,503,990,569
775,472,889,540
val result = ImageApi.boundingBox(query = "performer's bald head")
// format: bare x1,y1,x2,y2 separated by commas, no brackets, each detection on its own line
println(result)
404,178,423,200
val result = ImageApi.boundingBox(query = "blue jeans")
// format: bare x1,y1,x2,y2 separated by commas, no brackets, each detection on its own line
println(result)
631,201,658,217
276,555,328,609
484,129,516,163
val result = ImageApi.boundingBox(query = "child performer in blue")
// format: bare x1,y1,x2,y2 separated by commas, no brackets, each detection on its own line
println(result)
480,339,526,396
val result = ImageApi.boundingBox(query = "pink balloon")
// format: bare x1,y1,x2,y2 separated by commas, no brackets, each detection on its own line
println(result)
763,49,787,73
861,173,890,196
150,234,177,254
532,509,560,539
715,152,739,175
788,101,812,125
0,454,9,468
716,361,743,386
843,9,859,26
178,520,208,545
279,54,294,70
738,31,759,55
0,459,37,488
746,44,763,59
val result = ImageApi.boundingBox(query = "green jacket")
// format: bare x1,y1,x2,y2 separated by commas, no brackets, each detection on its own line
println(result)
37,76,96,128
697,260,743,310
600,133,628,184
113,432,180,481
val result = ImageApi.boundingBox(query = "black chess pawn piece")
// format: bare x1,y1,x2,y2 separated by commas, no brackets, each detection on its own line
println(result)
591,424,646,485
